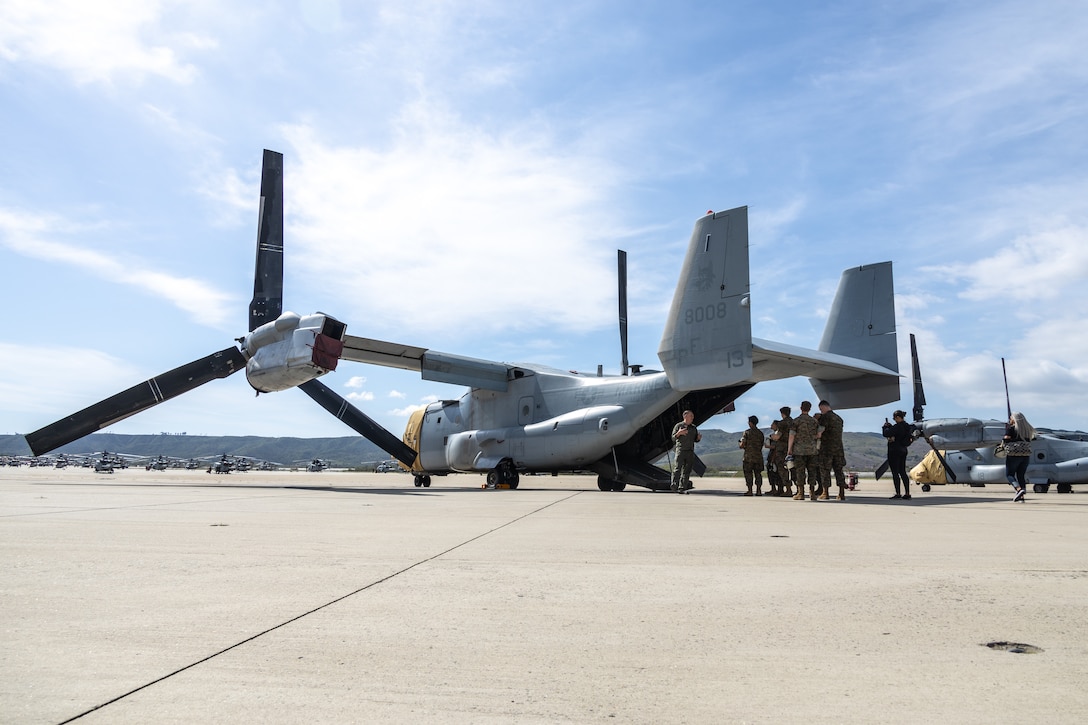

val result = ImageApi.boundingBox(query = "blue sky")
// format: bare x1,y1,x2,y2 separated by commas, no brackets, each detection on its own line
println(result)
2,0,1086,443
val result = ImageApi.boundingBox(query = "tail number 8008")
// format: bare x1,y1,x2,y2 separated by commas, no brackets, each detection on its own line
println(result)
685,302,728,325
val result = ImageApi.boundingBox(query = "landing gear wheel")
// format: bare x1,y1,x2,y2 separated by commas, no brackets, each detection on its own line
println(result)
422,475,431,488
1033,483,1046,493
1057,482,1072,494
921,484,931,492
597,475,627,492
413,475,423,488
488,461,520,489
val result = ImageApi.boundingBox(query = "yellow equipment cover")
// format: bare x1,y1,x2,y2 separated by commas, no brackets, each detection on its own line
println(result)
910,448,949,484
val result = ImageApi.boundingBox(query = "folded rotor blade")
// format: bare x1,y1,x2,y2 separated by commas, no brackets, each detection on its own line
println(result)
910,333,926,423
249,149,284,332
298,379,418,468
25,347,246,456
618,249,629,376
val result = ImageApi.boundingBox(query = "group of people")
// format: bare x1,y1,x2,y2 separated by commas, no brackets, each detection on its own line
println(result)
671,404,1039,504
725,400,849,500
880,409,1036,502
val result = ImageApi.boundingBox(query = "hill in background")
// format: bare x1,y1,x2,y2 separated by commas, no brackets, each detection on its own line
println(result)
2,428,926,473
0,433,389,470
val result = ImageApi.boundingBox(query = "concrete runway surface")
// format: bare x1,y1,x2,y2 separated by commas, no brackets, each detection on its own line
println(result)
2,467,1086,724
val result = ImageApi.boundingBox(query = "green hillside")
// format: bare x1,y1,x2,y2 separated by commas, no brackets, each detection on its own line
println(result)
3,428,928,474
0,433,389,470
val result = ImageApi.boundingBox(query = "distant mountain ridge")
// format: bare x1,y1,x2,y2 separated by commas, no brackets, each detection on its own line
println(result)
1,429,926,473
0,433,389,470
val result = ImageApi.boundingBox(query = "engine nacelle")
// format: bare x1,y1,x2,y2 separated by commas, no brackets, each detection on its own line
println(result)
243,312,346,393
924,418,1007,448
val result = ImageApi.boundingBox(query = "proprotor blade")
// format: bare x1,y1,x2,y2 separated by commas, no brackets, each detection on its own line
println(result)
299,379,418,468
249,149,284,332
910,333,926,423
618,249,629,376
24,347,246,456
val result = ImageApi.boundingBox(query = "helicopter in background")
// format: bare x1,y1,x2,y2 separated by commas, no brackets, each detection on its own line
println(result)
896,335,1088,494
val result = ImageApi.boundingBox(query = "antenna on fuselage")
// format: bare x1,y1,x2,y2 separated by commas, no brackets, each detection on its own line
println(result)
618,249,629,376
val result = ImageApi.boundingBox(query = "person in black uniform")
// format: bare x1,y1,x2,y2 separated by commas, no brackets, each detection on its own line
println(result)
882,410,915,500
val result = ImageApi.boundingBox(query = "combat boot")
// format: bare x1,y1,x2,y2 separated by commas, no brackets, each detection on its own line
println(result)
837,487,846,501
782,484,793,497
793,487,805,500
818,486,829,500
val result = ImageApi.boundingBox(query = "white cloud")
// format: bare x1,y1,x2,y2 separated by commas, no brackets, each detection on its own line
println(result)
388,393,439,417
344,376,367,388
346,391,375,402
0,343,145,426
388,389,406,399
279,109,622,339
0,207,236,327
0,0,214,86
937,224,1088,304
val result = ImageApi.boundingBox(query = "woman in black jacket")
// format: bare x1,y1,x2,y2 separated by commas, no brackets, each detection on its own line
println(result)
882,410,915,500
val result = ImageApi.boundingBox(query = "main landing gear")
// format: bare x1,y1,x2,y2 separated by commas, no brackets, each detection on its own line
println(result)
596,475,627,492
486,459,520,489
413,474,431,487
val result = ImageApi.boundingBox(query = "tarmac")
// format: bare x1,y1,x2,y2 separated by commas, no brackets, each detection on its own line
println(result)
1,467,1086,724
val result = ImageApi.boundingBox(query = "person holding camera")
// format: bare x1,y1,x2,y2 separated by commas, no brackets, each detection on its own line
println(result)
882,410,915,499
671,409,702,493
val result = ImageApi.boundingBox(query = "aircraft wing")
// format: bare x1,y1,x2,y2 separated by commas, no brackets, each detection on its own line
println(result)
341,335,511,391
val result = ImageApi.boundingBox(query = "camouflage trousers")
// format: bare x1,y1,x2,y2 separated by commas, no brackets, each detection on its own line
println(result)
817,452,847,492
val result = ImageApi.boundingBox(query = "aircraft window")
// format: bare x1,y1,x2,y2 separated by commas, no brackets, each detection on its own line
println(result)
436,417,442,424
443,437,448,446
522,405,530,417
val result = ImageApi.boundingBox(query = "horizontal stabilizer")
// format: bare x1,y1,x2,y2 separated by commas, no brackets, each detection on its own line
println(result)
749,338,900,409
658,207,752,391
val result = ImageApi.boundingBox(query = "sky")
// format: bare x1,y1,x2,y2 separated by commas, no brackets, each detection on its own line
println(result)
2,0,1087,445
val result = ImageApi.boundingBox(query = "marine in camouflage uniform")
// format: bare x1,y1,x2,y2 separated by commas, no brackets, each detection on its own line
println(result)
773,407,794,497
739,415,765,496
787,401,821,500
765,420,782,496
671,409,701,493
817,400,847,500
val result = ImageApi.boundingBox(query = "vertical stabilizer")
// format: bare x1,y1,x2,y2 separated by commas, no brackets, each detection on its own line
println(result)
811,261,898,407
658,207,752,391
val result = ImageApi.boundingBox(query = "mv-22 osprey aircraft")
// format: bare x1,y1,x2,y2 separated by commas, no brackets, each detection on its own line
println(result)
26,150,902,491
